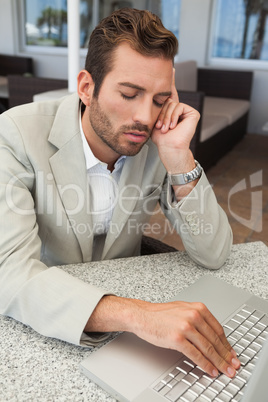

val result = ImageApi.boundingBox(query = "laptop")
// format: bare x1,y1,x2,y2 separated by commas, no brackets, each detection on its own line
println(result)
80,275,268,402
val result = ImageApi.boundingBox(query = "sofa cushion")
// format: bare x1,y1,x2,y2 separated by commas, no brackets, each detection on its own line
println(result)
174,60,197,91
203,96,250,125
200,114,229,142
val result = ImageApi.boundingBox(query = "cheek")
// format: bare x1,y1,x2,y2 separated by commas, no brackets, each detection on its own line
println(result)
105,98,133,126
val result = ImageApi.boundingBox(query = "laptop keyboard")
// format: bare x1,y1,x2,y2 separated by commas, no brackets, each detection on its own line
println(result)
152,305,268,401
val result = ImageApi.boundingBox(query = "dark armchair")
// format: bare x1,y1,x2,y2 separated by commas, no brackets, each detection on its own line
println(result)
0,54,33,77
175,61,253,170
8,75,68,108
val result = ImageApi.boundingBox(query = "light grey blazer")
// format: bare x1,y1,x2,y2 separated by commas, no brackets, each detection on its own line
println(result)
0,94,232,345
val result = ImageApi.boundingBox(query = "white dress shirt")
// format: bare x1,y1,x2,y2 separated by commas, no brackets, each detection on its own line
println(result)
79,110,126,259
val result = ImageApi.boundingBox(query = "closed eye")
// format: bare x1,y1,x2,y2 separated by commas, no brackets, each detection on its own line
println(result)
121,93,137,101
153,99,165,108
153,94,170,108
121,92,168,108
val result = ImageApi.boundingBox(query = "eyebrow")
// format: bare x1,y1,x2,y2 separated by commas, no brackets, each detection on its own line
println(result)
118,82,172,97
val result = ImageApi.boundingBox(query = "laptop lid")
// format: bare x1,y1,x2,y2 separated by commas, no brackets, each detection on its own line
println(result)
240,332,268,402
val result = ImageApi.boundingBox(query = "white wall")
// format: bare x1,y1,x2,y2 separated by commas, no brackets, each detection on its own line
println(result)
1,0,268,135
0,0,16,54
177,0,212,66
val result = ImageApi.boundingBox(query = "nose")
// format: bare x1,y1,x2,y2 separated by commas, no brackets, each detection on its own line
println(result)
132,97,156,128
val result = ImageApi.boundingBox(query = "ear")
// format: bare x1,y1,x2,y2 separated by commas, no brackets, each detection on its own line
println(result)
77,70,95,106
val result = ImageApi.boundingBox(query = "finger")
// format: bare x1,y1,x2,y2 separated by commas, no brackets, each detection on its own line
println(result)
161,101,180,133
195,302,237,356
155,98,177,132
156,100,183,133
193,323,240,375
156,98,171,124
170,68,179,102
155,70,179,131
176,330,220,377
188,304,240,376
188,330,239,378
202,324,237,364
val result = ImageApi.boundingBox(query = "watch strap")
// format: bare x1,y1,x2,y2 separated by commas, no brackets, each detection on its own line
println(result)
168,160,202,186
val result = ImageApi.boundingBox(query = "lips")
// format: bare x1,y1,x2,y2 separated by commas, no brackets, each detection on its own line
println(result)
124,131,148,143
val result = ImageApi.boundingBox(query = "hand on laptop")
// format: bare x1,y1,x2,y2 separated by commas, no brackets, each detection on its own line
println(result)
131,299,241,378
84,295,241,378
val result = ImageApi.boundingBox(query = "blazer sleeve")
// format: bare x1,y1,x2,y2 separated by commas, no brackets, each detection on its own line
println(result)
160,171,233,269
0,113,110,347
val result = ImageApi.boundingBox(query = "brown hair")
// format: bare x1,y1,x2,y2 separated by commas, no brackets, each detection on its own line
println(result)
85,8,178,97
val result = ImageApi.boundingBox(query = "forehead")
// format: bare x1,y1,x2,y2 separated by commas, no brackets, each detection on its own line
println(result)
103,43,173,93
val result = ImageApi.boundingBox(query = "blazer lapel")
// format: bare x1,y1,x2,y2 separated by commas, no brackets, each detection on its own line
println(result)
48,94,93,262
102,144,149,259
47,93,151,261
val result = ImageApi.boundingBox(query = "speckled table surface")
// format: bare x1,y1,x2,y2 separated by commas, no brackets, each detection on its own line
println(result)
1,241,267,402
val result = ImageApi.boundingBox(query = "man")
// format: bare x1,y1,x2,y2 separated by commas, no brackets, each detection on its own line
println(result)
0,8,239,378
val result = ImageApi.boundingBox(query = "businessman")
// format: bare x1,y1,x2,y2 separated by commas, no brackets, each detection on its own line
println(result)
0,8,239,377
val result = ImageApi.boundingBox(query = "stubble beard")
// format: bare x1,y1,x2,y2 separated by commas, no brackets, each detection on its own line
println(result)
88,96,151,157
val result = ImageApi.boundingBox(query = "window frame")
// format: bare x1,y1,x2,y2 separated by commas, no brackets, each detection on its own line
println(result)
18,0,180,58
208,0,268,70
17,0,88,57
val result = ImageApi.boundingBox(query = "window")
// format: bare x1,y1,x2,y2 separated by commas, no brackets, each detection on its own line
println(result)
161,0,181,42
24,0,68,47
23,0,181,50
210,0,268,63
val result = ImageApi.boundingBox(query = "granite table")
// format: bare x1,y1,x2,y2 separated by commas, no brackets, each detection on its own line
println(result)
1,241,267,402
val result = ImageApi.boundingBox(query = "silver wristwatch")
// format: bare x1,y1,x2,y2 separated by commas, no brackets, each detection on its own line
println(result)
168,160,202,186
